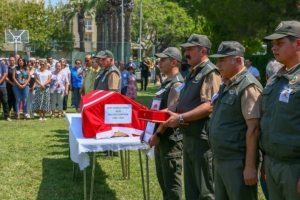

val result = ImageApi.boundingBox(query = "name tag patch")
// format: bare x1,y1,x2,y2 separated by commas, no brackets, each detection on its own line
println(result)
279,88,293,103
155,88,166,95
210,93,219,105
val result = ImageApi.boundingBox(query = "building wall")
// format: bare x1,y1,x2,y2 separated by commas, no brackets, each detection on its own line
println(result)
72,14,97,54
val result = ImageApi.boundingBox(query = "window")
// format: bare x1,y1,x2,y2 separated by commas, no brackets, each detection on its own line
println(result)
85,20,92,31
84,34,92,41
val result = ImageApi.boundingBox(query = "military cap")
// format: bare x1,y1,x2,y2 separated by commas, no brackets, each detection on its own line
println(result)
209,41,245,58
93,50,114,59
155,47,182,62
263,20,300,41
180,34,212,48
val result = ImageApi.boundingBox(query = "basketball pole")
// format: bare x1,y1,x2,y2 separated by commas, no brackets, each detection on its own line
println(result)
14,38,18,54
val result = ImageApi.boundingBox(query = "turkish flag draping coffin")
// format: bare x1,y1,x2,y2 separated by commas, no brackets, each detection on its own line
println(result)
80,90,148,139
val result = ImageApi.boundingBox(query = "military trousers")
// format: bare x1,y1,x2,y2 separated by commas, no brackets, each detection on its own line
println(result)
183,135,214,200
155,137,183,200
214,159,257,200
265,155,300,200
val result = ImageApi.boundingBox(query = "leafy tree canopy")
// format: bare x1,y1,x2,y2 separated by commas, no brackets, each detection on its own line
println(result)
131,0,200,55
170,0,300,55
0,1,72,57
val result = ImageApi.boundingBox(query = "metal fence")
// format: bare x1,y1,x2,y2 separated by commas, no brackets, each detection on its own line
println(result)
0,40,131,65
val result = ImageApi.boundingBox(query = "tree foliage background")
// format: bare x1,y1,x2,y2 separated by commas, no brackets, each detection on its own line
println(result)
169,0,300,55
0,0,72,57
131,0,198,54
0,0,300,58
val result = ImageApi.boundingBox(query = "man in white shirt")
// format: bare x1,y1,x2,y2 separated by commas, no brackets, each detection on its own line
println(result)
245,58,261,81
47,56,56,72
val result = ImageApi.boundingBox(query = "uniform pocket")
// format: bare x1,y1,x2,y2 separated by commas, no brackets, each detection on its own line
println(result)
220,94,236,105
270,132,300,161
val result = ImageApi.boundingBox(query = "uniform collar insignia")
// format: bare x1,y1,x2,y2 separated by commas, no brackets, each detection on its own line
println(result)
195,73,202,81
289,75,300,84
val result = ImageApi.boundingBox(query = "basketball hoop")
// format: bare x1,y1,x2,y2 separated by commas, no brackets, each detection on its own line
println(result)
5,30,29,54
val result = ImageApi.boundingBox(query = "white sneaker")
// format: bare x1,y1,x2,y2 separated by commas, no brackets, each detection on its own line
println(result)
43,117,47,121
39,118,43,121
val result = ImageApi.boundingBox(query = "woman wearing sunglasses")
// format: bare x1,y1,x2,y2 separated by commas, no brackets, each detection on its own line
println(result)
33,60,52,120
70,59,83,113
12,58,31,120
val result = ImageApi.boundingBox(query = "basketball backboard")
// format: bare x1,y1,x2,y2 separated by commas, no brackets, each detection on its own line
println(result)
5,30,29,43
23,44,35,52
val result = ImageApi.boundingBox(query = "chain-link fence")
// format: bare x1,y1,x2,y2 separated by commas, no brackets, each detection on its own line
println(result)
0,40,131,65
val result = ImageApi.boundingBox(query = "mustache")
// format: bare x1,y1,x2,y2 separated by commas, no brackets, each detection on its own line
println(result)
185,55,191,59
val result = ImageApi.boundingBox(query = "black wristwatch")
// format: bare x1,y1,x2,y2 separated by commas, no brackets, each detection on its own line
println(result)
155,132,162,138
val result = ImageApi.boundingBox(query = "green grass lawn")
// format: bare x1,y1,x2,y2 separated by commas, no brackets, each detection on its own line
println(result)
0,84,266,199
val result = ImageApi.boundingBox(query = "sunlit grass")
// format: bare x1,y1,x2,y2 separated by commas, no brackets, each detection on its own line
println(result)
0,84,265,199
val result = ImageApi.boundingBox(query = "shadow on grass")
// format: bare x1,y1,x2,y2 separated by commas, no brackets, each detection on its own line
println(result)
52,129,69,134
45,130,70,155
36,157,117,200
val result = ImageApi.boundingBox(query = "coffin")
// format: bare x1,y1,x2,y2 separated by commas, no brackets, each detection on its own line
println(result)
80,90,148,139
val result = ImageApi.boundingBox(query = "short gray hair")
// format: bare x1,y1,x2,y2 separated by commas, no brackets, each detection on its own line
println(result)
266,60,283,78
232,56,244,65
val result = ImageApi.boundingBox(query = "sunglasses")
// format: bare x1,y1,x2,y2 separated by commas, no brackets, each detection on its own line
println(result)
76,62,81,64
40,64,45,66
36,62,40,64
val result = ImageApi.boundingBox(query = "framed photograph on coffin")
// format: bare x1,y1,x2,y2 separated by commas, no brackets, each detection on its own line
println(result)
150,97,162,110
142,121,156,144
142,98,162,143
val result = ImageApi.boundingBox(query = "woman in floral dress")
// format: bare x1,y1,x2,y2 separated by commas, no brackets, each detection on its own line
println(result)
126,66,137,100
33,60,52,120
50,62,68,118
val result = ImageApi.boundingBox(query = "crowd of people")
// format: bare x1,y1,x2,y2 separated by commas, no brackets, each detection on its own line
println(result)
0,53,140,121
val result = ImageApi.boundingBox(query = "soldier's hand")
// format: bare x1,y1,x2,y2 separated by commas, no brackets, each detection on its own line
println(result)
260,159,266,182
297,179,300,196
243,167,258,186
164,110,179,128
148,134,160,148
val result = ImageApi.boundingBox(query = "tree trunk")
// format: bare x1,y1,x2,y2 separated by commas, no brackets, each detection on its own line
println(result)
96,10,105,52
124,11,131,43
112,8,118,45
117,8,122,61
107,14,113,49
77,12,85,52
124,0,134,60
